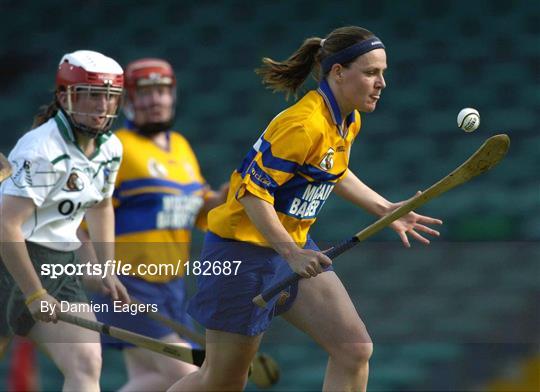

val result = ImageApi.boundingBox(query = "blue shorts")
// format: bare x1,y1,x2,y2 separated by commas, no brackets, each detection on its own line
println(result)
188,231,329,336
92,276,195,349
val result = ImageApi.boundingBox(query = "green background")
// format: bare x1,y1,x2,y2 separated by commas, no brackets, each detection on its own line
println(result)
0,0,538,391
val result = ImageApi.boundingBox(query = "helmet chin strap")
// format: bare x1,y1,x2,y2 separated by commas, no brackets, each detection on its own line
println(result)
60,108,113,139
135,115,175,137
133,107,176,137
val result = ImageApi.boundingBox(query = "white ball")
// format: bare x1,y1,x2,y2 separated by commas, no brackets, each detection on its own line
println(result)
457,108,480,132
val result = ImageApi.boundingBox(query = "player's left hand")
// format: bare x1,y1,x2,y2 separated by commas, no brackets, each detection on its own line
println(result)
82,274,107,294
84,274,130,303
203,182,230,211
102,274,130,303
212,182,229,204
388,191,443,247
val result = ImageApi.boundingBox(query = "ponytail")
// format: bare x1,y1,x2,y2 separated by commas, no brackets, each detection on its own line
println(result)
256,26,375,99
32,99,59,128
255,37,323,99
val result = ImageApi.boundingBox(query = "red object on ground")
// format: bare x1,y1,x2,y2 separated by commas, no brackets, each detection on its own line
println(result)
8,338,39,391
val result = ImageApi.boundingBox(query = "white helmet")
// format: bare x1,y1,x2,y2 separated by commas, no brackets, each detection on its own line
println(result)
56,50,124,137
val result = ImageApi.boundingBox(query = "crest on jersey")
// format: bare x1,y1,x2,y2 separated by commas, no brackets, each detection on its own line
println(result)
64,172,84,192
319,148,335,171
148,158,168,178
183,162,196,179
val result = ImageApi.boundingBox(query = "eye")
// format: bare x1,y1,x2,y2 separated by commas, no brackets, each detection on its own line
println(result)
158,85,172,95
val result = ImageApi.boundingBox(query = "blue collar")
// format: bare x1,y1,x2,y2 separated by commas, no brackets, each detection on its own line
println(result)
125,119,136,130
317,78,355,137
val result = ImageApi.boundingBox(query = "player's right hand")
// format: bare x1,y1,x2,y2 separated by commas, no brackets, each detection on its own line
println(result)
26,293,61,323
285,248,332,278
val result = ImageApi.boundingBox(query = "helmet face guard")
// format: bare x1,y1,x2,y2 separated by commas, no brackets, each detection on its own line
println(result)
124,58,177,136
56,50,124,138
62,84,123,138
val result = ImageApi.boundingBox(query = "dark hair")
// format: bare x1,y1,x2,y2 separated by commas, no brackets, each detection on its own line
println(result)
256,26,375,99
32,99,60,128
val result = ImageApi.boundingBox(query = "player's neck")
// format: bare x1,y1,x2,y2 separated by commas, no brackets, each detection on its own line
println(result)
75,132,96,157
150,132,169,151
327,78,352,125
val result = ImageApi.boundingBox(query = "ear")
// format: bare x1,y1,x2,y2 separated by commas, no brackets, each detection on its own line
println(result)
330,64,344,82
56,91,68,109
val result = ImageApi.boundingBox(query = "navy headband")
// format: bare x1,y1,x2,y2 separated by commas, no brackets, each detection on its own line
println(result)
321,37,385,73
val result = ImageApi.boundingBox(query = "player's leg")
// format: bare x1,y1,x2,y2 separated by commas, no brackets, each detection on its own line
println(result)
28,307,102,392
119,332,198,392
169,233,274,390
100,275,200,390
281,270,373,392
167,329,262,391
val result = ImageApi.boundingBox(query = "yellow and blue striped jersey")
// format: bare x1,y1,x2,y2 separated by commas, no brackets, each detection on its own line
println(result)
209,79,361,246
114,127,207,282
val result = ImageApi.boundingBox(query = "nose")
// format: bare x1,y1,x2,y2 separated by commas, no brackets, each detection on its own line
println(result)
148,88,163,104
95,94,108,111
376,74,386,90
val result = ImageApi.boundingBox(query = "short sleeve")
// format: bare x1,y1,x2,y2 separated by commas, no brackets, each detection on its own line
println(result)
102,135,123,199
177,134,210,231
1,152,62,207
102,156,121,198
236,122,312,204
175,132,207,184
194,192,211,231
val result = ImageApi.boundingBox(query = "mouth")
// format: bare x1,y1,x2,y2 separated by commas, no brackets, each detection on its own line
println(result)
149,106,167,114
369,95,380,101
90,115,108,124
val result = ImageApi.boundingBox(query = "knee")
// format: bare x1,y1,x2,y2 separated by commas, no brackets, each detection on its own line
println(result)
349,342,373,364
215,377,248,391
331,342,373,372
58,344,102,381
161,362,198,384
210,378,248,391
203,365,249,391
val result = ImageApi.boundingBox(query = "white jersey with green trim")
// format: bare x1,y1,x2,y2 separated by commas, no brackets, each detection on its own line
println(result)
0,112,122,251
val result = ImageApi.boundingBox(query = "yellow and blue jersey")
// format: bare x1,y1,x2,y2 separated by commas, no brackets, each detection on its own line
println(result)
209,79,362,246
113,126,207,282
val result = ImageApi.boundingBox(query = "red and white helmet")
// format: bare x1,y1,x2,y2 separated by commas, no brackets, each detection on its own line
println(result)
124,58,176,99
123,58,177,133
57,50,124,90
56,50,124,136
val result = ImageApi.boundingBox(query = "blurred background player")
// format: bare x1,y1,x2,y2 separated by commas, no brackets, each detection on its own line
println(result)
171,26,442,391
88,58,227,391
0,50,129,391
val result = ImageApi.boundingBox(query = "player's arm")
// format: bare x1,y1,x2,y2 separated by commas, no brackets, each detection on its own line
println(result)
76,225,109,295
84,197,129,302
197,183,229,219
0,195,60,322
335,169,442,247
334,169,391,216
239,193,331,278
85,197,115,261
239,123,330,276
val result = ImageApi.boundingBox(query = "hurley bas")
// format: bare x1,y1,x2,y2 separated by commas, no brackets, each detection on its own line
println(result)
41,300,158,316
